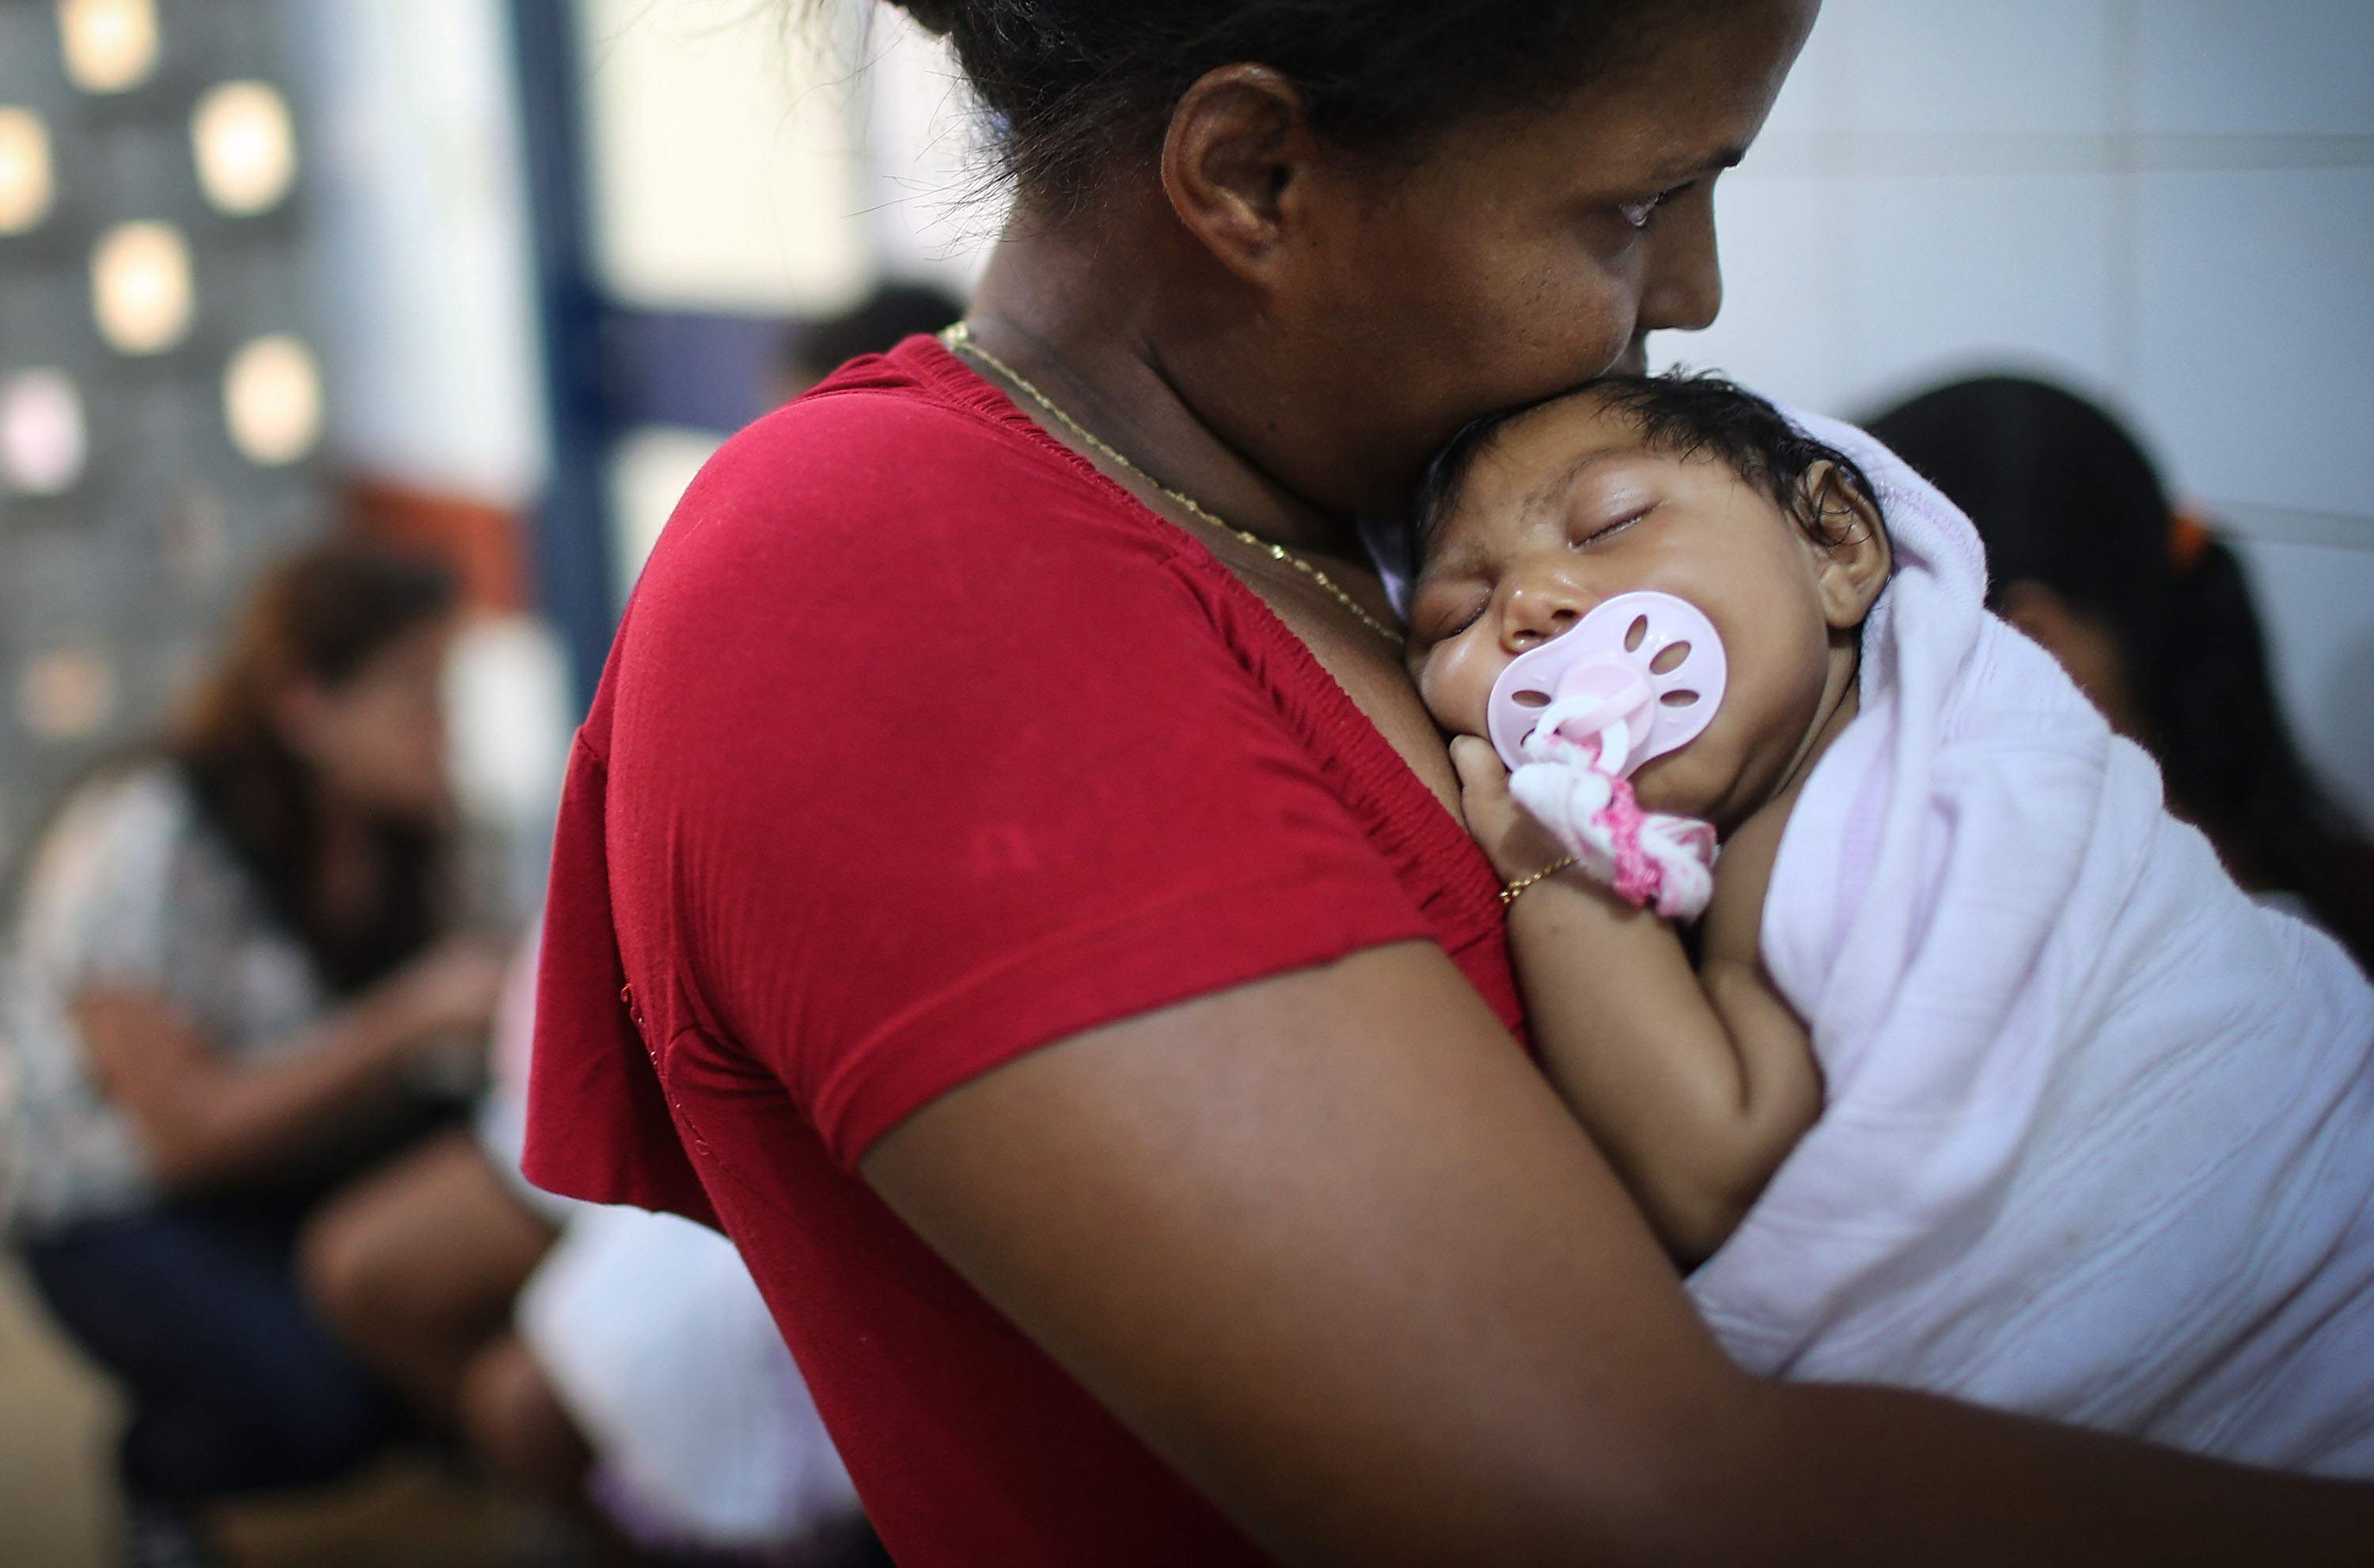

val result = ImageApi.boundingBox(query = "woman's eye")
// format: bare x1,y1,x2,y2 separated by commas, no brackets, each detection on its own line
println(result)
1615,182,1693,232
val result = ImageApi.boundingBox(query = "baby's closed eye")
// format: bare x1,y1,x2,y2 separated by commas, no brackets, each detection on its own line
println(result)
1410,583,1492,646
1568,502,1657,548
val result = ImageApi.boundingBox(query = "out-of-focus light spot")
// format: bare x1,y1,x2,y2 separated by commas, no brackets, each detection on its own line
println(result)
0,108,55,234
58,0,159,96
18,647,116,740
0,371,88,494
92,220,193,354
192,81,296,216
223,334,321,464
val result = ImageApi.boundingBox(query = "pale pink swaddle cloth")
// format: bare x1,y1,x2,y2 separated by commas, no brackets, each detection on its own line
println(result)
1682,407,2374,1476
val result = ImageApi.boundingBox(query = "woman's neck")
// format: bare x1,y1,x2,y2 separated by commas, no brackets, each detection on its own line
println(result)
965,225,1369,562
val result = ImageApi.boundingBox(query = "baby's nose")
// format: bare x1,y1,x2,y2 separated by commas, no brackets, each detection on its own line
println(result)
1504,576,1591,650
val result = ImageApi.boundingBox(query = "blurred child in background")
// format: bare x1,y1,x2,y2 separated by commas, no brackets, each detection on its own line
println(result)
2,540,510,1567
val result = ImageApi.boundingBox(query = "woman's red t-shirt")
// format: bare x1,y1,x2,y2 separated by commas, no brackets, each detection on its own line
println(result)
524,337,1523,1565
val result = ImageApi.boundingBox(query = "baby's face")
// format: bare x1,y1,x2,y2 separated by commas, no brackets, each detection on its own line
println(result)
1409,392,1855,828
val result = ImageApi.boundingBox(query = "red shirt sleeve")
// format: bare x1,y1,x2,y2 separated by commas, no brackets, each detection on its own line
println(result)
525,719,721,1227
530,375,1435,1191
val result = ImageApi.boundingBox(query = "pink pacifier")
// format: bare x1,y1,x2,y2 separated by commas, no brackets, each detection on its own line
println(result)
1486,590,1727,776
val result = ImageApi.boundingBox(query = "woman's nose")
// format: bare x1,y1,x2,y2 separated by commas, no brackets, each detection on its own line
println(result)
1636,191,1723,336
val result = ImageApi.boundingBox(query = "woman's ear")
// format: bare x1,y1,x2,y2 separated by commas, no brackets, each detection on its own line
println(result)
1158,63,1323,285
1799,461,1892,631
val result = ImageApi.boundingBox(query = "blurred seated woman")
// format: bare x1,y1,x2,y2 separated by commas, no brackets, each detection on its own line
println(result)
1,541,510,1559
305,919,872,1563
1867,375,2374,971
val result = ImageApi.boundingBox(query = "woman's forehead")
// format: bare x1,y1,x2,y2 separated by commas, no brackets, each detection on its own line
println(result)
1452,0,1815,189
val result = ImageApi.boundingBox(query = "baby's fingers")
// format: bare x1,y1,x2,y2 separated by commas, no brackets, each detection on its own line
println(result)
1449,735,1510,803
1452,735,1568,877
1451,734,1521,840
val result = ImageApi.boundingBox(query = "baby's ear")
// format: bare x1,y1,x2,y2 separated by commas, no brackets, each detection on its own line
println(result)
1797,460,1892,630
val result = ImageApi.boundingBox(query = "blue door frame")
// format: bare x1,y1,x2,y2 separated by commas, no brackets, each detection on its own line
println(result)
507,0,795,710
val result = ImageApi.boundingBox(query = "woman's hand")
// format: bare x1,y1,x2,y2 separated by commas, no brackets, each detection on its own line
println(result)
80,942,504,1191
1449,734,1568,882
381,935,512,1048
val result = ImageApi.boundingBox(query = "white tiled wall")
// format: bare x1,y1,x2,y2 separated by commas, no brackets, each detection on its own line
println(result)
2133,1,2374,137
2132,168,2374,521
282,0,550,506
1660,0,2374,828
578,0,873,315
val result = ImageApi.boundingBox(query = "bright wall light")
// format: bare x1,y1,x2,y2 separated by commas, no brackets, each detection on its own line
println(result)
92,220,194,354
58,0,159,96
223,333,322,464
0,108,55,234
0,371,88,494
192,81,297,216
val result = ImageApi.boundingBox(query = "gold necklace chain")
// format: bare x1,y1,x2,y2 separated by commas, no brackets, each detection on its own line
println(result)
941,322,1405,646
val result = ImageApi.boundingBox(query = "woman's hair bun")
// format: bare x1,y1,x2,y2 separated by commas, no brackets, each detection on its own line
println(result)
886,0,961,36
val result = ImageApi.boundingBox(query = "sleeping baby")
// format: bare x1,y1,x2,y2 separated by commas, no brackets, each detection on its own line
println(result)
1409,373,2374,1475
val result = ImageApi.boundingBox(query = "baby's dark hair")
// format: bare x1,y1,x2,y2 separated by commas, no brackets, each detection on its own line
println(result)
1416,373,1884,557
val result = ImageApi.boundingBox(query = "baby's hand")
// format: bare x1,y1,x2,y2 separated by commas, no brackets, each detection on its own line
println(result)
1450,736,1571,883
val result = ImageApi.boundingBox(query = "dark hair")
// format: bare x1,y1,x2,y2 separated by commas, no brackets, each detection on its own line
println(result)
1865,375,2374,970
786,279,967,386
1416,371,1882,555
1865,378,2179,687
169,540,461,993
877,0,1689,216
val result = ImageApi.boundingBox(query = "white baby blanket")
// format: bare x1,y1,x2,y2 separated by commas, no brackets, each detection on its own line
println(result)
1685,411,2374,1475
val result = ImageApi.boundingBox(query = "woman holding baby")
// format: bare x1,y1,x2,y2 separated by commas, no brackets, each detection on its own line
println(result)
522,1,2374,1560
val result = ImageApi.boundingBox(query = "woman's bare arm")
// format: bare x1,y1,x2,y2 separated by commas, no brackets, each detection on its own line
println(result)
863,941,2373,1566
77,937,508,1190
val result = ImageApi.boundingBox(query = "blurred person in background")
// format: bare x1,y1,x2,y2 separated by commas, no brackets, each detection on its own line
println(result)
306,919,872,1566
1867,376,2374,971
292,278,973,1566
0,540,512,1568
